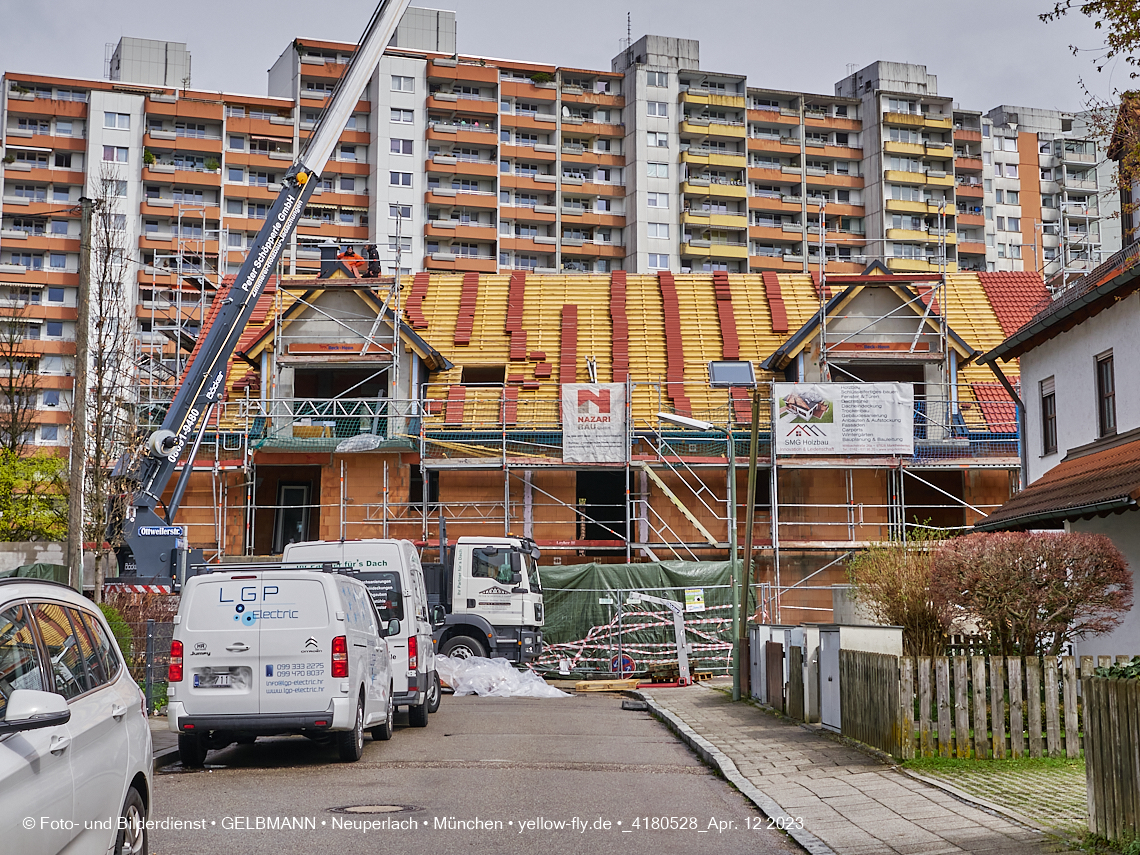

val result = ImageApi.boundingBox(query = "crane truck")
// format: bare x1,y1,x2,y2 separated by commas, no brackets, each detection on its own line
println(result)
113,0,414,585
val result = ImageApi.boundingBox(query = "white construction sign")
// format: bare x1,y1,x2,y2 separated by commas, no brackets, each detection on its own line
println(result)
774,382,914,456
562,383,627,464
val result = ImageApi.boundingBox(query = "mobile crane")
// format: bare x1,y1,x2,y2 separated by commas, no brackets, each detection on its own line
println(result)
114,0,414,584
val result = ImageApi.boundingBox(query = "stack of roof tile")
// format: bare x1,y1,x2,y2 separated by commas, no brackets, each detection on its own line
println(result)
610,271,629,382
971,382,1018,434
977,272,1052,336
503,386,519,424
405,272,431,330
809,270,832,300
762,272,789,333
559,304,578,384
657,272,693,417
444,385,466,424
505,271,528,360
453,272,479,345
712,272,751,424
248,277,278,325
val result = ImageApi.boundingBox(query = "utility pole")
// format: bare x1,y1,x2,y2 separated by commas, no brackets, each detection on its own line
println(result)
739,387,761,699
67,197,94,593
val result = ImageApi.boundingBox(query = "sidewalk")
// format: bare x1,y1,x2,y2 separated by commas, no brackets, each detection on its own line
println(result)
638,682,1076,855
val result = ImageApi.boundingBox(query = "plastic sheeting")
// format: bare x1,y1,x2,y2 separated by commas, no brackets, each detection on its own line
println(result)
436,655,569,699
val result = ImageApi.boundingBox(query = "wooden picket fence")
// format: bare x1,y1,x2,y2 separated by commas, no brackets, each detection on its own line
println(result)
1084,674,1140,841
840,650,1122,760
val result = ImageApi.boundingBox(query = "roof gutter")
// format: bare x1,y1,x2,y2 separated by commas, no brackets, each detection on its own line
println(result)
974,495,1137,531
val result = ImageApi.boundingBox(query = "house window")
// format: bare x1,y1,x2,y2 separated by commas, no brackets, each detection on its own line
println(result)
102,146,128,163
1096,351,1116,437
390,109,414,124
340,176,356,192
390,172,412,186
648,253,669,269
647,192,668,208
648,132,668,147
647,222,669,239
40,425,58,442
646,71,668,87
390,139,413,155
103,112,130,129
389,204,411,219
647,101,668,117
391,75,415,92
1040,377,1057,455
647,162,669,178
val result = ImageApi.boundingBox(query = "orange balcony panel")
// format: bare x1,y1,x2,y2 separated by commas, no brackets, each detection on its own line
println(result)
323,161,369,176
805,173,864,189
825,232,867,246
559,91,625,108
803,115,861,133
583,182,625,198
226,151,296,171
748,137,794,154
955,157,983,172
0,304,77,321
307,190,369,208
749,225,802,242
18,202,79,218
428,95,498,116
9,99,87,119
561,150,625,168
225,116,295,136
500,205,555,223
0,266,75,285
955,129,982,143
144,98,223,121
748,166,801,185
561,242,624,258
749,196,802,214
16,167,84,186
576,121,624,137
575,211,625,228
749,256,804,272
292,223,368,241
499,236,545,253
426,127,500,146
424,189,498,209
497,114,555,133
223,184,277,201
425,158,498,178
424,255,497,273
299,62,345,80
299,98,368,114
746,110,800,126
426,223,499,241
15,340,75,356
427,61,500,84
500,175,553,194
956,184,983,199
500,144,555,162
958,240,986,255
143,133,223,155
500,80,557,101
958,213,984,227
16,235,80,253
17,133,85,152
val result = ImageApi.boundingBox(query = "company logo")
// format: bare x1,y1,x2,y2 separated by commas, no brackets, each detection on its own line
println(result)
577,388,611,416
190,641,210,657
233,602,256,625
304,637,319,649
786,424,827,437
478,586,511,596
138,525,184,537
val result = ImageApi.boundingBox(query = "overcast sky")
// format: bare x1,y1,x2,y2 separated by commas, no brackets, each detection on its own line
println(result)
0,0,1126,113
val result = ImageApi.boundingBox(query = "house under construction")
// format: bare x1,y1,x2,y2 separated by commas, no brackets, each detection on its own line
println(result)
151,256,1046,622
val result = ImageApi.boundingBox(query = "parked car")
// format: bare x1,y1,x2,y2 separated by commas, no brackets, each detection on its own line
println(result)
282,539,441,727
168,567,395,765
0,578,153,855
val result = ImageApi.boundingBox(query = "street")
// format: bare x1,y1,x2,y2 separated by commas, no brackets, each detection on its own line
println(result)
151,692,800,855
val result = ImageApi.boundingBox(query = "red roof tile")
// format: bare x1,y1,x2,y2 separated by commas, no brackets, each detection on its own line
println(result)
762,272,789,333
977,272,1051,337
453,272,479,345
405,272,431,329
971,382,1019,434
559,304,578,384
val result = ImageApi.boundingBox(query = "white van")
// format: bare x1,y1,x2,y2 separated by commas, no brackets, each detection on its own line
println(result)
283,540,440,726
168,567,395,765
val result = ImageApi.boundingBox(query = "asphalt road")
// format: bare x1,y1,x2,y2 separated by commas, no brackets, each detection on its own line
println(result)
150,692,800,855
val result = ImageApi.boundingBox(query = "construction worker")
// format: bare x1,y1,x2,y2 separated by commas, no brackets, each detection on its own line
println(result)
337,245,366,277
364,244,381,278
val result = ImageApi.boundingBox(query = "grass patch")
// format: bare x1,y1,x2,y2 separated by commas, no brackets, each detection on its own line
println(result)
902,754,1084,773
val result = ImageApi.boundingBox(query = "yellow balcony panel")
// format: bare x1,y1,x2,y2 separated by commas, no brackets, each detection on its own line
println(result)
681,241,749,259
883,111,924,127
885,199,930,215
924,172,955,187
884,169,925,185
886,257,958,273
681,211,749,229
886,229,956,244
924,115,953,130
680,150,748,168
679,91,747,110
681,180,748,198
680,119,747,139
883,140,924,157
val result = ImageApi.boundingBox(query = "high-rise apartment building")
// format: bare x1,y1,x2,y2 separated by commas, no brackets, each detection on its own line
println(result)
0,12,1116,451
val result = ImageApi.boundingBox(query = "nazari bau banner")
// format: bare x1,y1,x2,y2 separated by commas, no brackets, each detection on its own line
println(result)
561,384,627,464
774,383,914,456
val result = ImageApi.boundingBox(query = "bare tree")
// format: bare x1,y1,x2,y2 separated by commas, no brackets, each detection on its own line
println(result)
75,164,139,600
0,305,41,452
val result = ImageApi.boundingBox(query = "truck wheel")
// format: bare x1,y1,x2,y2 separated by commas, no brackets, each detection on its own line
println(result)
178,733,208,768
440,635,488,659
370,690,395,741
337,697,365,762
408,694,429,728
426,670,441,713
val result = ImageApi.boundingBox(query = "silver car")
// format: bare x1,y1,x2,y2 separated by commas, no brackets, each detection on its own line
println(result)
0,579,153,855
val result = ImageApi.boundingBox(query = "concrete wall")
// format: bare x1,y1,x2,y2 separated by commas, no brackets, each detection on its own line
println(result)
1072,510,1140,659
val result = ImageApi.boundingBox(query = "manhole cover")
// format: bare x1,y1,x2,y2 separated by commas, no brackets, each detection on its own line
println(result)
330,804,419,815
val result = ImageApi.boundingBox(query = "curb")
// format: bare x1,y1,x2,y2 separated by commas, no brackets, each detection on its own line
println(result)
153,747,180,772
635,689,838,855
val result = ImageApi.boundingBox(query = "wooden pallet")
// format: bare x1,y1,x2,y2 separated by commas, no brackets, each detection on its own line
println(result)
574,678,640,692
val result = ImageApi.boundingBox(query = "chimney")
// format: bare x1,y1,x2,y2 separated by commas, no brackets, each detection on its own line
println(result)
319,243,340,277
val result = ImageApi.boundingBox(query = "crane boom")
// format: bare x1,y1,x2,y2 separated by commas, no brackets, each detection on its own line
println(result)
116,0,413,583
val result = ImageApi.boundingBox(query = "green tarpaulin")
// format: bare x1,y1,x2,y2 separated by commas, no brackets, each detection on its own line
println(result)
535,561,746,679
0,563,72,587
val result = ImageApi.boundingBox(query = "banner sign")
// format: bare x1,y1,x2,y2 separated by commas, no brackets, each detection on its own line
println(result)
774,382,914,456
562,383,627,464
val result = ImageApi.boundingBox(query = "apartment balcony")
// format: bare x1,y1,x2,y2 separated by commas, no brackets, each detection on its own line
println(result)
886,257,958,273
428,93,498,117
561,241,625,258
143,132,223,156
425,220,497,241
1,200,80,219
425,156,497,178
747,136,798,154
681,149,748,168
748,225,802,242
749,194,803,214
500,79,558,102
424,187,498,209
499,143,555,163
144,98,222,121
679,119,747,139
924,141,954,157
427,57,500,84
884,141,924,157
886,228,956,244
3,166,84,187
681,179,747,198
426,123,498,146
424,253,497,273
1060,175,1098,191
957,213,984,227
956,182,983,199
884,168,925,186
883,111,924,128
681,210,748,229
805,172,864,189
955,156,983,172
955,129,982,143
748,255,806,272
885,199,941,215
8,98,87,120
679,91,747,110
958,240,986,255
3,233,81,253
682,240,749,260
499,204,556,223
746,108,802,127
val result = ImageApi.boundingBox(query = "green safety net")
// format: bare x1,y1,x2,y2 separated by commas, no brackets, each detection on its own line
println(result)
535,561,745,679
0,563,73,587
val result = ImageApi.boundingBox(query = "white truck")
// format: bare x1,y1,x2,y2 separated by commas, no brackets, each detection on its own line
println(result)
422,535,545,663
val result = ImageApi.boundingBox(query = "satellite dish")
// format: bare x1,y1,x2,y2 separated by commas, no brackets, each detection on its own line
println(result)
335,433,383,453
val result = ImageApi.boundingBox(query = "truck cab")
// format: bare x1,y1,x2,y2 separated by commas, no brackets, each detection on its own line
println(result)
424,535,544,663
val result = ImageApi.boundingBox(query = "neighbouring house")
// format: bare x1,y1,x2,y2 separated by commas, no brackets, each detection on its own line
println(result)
977,247,1140,658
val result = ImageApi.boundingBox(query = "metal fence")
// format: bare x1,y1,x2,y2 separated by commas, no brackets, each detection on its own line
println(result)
123,620,175,714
